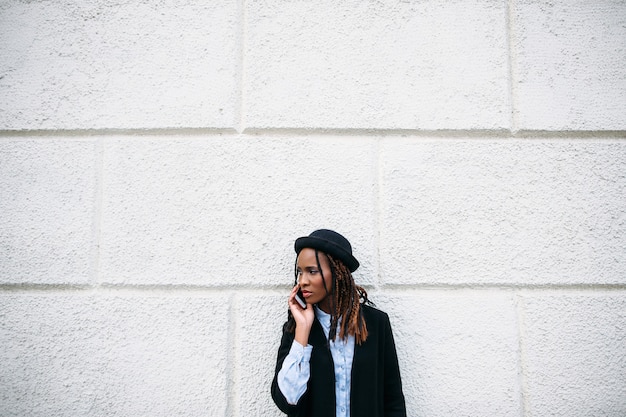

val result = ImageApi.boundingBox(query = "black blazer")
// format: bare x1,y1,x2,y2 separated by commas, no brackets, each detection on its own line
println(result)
271,304,406,417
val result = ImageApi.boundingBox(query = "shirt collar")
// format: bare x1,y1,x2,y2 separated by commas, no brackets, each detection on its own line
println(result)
314,305,343,329
314,305,330,324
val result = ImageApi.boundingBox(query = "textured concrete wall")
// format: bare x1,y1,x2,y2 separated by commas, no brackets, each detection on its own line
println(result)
1,1,625,417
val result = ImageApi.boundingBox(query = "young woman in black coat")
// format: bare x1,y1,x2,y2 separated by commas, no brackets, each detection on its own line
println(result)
271,229,406,417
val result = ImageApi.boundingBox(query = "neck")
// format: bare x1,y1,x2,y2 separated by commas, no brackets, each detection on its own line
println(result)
317,298,331,314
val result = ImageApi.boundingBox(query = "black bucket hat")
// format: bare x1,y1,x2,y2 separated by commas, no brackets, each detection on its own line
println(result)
294,229,360,272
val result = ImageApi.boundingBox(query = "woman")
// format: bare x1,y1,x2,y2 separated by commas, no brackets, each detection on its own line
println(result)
271,229,406,417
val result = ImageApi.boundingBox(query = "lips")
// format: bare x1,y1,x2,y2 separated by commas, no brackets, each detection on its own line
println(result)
301,291,312,298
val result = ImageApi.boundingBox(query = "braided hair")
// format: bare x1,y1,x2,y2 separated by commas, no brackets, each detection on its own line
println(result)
285,249,373,345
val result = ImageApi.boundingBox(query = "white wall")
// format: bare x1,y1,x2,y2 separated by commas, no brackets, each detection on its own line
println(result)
1,1,625,416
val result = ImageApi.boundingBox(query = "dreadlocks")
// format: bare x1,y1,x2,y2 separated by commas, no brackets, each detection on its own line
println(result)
324,253,370,344
285,249,372,345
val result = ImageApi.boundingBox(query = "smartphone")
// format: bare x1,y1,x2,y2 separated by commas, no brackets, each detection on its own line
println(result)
295,287,307,309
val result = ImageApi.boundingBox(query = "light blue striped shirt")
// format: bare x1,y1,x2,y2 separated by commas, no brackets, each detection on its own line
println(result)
277,306,355,417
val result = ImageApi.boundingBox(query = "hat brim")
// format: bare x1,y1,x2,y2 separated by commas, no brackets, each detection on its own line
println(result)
294,236,360,272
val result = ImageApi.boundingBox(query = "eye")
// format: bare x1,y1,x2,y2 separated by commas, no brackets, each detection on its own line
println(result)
309,269,319,275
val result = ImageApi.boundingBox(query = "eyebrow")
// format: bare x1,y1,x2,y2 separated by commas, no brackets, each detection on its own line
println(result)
296,265,319,270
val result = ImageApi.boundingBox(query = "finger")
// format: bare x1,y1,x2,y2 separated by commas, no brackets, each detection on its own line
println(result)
288,287,298,303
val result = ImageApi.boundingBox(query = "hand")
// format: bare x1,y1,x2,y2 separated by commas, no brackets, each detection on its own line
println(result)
288,285,315,346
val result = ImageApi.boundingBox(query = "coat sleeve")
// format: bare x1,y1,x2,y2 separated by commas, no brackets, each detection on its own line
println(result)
271,321,308,417
382,313,407,417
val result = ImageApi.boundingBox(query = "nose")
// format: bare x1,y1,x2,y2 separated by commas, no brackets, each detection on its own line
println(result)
297,271,308,285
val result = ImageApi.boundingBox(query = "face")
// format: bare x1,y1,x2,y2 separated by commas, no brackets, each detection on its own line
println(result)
296,248,333,312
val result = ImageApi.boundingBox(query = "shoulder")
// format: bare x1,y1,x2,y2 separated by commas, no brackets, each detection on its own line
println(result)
361,303,391,325
360,304,397,346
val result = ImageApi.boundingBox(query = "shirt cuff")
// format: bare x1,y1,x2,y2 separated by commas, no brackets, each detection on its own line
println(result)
289,340,313,361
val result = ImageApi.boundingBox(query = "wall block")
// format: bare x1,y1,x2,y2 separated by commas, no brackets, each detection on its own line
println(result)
379,291,521,417
99,135,378,286
0,1,238,130
0,293,230,417
0,138,97,284
520,292,626,416
513,0,626,130
245,0,509,130
380,138,626,286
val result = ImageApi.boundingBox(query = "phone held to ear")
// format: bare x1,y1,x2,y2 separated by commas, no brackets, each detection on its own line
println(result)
295,287,307,309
